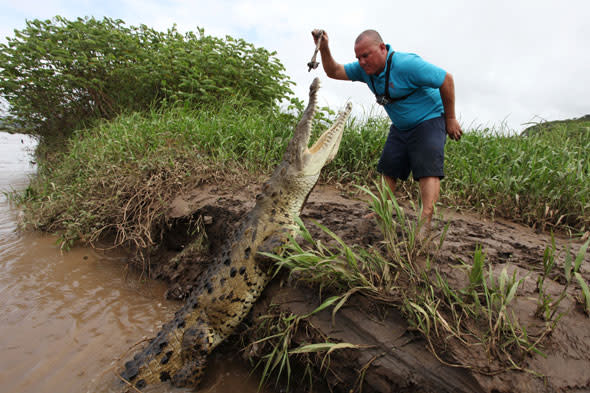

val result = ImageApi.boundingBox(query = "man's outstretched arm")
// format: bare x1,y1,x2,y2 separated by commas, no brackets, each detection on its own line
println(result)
312,29,349,81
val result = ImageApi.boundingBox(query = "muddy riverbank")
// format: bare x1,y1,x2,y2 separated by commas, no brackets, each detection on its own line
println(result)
3,132,589,393
148,182,590,393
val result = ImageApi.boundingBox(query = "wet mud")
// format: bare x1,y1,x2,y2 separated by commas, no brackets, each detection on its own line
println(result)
141,183,590,393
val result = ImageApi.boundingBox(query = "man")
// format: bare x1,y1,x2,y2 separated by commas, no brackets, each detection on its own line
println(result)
311,29,462,228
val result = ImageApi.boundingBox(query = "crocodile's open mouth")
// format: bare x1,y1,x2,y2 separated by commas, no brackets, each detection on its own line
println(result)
286,77,352,176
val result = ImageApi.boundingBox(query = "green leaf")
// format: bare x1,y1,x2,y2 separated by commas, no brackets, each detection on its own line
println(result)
505,279,520,305
564,244,573,283
574,272,590,314
305,295,341,318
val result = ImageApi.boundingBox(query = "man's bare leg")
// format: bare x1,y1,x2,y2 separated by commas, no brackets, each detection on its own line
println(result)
384,175,439,225
418,176,440,227
383,174,396,195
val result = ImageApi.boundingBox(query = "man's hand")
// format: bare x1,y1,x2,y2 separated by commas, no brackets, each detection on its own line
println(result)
312,29,328,50
310,29,348,80
445,118,462,141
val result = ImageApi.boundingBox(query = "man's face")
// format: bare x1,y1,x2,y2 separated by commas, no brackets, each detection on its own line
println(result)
354,38,388,75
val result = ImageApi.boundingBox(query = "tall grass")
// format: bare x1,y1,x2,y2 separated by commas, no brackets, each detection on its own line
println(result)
19,100,301,250
444,121,590,233
18,100,388,250
18,104,589,250
324,114,389,183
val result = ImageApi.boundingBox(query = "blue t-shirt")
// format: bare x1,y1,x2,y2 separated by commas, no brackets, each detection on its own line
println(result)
344,45,446,130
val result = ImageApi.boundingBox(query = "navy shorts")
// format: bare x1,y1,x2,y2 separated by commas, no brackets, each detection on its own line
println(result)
377,116,447,181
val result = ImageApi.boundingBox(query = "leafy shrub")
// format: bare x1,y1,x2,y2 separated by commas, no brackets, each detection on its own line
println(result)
0,16,293,140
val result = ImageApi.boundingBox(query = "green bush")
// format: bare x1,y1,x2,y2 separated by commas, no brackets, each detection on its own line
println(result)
0,16,293,140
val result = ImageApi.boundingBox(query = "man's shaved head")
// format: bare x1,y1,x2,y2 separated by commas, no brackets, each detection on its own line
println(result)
355,30,384,46
353,29,388,75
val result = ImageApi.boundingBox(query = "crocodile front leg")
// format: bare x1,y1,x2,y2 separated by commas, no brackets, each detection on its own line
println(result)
171,320,215,387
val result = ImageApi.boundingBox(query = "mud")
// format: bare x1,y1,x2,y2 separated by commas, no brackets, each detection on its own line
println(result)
146,183,589,393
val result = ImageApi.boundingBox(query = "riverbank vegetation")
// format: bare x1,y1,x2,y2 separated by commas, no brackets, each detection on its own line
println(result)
254,182,589,390
444,117,590,234
14,108,590,251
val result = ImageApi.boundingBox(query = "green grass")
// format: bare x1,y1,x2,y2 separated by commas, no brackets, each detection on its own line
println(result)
248,300,361,392
16,102,590,251
17,100,303,250
16,101,387,250
444,121,590,234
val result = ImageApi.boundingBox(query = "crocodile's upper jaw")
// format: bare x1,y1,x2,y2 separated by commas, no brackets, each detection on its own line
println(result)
272,78,352,217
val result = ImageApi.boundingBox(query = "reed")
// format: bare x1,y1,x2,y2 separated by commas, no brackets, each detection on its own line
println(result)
444,121,590,234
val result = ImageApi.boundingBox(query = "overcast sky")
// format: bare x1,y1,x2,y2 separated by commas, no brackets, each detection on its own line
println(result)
1,0,589,133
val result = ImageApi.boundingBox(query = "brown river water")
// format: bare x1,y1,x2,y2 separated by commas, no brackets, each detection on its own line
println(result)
0,132,268,393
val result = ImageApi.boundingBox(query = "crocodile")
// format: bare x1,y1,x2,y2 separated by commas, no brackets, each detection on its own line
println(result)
119,77,352,391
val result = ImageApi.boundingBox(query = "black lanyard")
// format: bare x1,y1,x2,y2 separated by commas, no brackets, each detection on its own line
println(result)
370,51,416,104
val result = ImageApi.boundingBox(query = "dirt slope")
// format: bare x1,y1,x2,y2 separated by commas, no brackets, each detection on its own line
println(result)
155,183,590,393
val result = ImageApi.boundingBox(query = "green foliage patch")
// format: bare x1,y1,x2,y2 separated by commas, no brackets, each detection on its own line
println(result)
444,121,590,234
0,16,293,140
